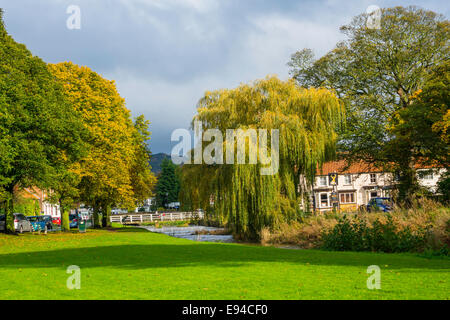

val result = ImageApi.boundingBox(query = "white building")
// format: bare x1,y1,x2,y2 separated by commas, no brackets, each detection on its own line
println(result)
307,160,445,212
134,197,156,212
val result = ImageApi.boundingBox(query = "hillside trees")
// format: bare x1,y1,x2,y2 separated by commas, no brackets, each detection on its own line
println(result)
155,158,180,208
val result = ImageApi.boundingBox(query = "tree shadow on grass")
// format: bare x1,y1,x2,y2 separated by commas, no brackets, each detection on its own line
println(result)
0,242,449,271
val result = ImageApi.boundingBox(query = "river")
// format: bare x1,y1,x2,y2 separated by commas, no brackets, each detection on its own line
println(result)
140,225,234,243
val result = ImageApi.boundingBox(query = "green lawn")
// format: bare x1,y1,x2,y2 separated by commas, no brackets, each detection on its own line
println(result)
0,226,448,299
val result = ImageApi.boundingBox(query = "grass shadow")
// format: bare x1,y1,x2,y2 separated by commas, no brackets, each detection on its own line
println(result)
0,241,449,271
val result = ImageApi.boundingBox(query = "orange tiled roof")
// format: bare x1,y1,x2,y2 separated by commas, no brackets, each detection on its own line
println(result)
316,159,442,176
316,160,381,175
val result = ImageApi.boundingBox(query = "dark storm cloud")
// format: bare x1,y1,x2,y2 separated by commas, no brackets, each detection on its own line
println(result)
0,0,448,153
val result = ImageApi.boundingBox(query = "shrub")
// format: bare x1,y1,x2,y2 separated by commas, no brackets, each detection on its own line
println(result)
321,215,429,253
260,203,449,253
437,171,450,203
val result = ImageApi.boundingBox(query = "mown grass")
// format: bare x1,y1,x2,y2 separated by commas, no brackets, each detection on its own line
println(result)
0,226,448,300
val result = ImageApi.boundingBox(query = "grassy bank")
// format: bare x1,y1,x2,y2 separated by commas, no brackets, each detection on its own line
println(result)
0,226,448,299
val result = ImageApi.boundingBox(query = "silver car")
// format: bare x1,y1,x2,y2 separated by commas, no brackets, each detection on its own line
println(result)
14,213,33,233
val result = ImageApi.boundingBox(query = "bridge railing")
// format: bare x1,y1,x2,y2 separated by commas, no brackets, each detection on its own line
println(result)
110,212,203,224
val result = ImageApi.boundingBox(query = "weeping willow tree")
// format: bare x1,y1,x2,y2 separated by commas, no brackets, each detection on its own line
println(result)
180,76,344,240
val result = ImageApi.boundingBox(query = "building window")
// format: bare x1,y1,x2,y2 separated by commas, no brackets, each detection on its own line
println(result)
340,192,355,204
344,174,352,185
318,176,327,186
370,173,377,183
320,193,329,207
418,171,433,180
370,191,378,199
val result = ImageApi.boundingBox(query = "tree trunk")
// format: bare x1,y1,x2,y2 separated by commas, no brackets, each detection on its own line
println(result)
397,156,419,206
93,204,101,228
102,203,112,228
5,185,15,234
60,200,70,232
5,196,15,234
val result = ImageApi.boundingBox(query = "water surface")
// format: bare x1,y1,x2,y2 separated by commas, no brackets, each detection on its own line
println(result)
140,225,234,243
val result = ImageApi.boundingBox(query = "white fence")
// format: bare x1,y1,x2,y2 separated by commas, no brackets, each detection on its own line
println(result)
110,212,204,224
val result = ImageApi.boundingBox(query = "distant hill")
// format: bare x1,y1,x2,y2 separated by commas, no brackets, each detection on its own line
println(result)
149,153,171,175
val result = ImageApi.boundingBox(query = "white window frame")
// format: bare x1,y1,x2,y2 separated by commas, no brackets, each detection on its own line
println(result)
318,176,327,186
370,173,377,184
319,193,329,208
339,192,355,204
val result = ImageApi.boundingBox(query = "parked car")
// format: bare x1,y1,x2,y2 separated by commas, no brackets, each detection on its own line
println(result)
0,214,5,231
14,213,33,233
366,197,393,212
69,213,79,228
27,216,43,232
52,216,61,226
42,215,54,230
27,215,52,232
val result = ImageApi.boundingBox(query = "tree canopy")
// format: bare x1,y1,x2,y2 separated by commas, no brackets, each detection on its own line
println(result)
390,60,449,167
48,62,156,227
180,76,344,239
288,6,449,201
0,9,86,232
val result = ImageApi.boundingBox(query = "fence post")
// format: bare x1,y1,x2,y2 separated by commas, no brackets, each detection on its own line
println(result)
140,215,143,223
150,214,153,222
170,212,173,221
120,216,123,224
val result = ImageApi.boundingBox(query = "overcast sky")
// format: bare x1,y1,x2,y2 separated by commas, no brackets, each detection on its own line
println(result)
1,0,448,153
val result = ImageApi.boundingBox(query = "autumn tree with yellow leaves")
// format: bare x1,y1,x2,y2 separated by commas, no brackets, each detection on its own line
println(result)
180,77,344,240
48,62,156,229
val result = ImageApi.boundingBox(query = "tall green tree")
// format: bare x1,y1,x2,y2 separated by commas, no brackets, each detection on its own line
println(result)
130,115,157,208
288,6,449,202
181,76,344,239
396,60,449,165
386,60,450,198
0,9,85,233
155,159,180,208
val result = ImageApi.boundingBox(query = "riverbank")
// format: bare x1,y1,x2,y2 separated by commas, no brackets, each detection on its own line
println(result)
0,226,448,299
